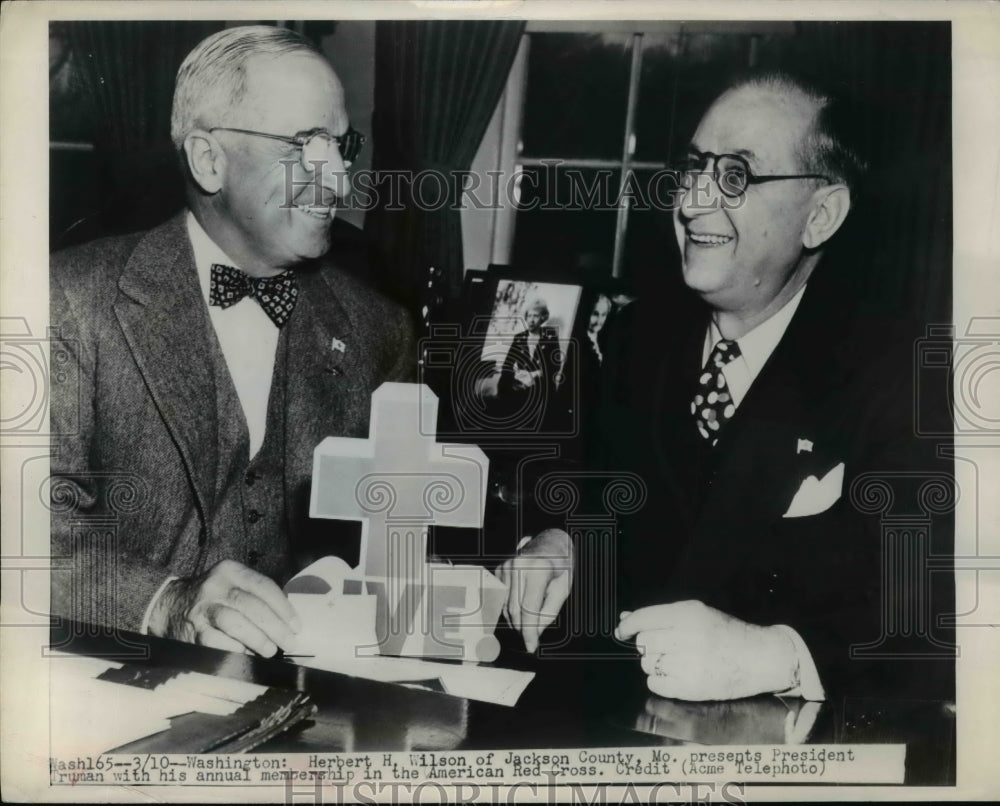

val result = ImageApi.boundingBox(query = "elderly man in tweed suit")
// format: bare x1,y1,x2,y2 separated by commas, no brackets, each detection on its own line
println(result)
50,26,414,656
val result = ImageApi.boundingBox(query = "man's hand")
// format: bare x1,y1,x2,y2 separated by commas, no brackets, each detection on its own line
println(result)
513,367,535,389
148,560,301,657
495,528,573,652
616,600,798,700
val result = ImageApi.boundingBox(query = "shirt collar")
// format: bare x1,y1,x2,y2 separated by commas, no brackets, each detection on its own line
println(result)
706,284,807,377
186,211,242,303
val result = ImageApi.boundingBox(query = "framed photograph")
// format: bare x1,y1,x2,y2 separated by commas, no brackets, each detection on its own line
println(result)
425,265,607,439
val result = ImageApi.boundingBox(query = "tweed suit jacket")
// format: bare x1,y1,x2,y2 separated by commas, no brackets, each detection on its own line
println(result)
590,282,955,699
49,212,415,632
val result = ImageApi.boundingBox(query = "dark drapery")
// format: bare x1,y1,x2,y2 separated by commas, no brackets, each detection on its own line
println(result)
365,20,525,311
54,21,223,248
759,22,952,324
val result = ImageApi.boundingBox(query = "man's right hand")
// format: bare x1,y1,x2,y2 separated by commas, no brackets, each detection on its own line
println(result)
147,560,301,657
513,367,535,388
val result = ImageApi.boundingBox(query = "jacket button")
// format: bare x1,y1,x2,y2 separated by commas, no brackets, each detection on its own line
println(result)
248,509,262,524
245,471,258,487
248,551,260,566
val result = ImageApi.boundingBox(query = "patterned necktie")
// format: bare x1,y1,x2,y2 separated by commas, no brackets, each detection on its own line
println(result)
209,263,299,327
692,338,741,446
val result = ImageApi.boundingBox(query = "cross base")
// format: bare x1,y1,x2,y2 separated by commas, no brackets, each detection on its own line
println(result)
285,557,505,663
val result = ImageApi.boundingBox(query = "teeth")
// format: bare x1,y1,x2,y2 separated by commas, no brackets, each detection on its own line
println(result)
689,232,732,245
298,205,332,219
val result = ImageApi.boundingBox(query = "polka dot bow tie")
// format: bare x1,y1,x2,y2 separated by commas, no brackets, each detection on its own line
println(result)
692,338,741,446
209,263,299,327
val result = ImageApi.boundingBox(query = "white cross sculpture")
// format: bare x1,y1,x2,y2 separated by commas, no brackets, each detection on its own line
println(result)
309,383,504,661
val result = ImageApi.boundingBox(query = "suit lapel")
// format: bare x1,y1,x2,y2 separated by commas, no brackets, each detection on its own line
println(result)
282,265,358,521
651,306,709,532
682,286,836,579
113,214,220,531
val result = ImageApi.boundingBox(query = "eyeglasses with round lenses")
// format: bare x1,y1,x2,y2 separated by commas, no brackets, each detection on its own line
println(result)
676,151,831,199
210,126,366,169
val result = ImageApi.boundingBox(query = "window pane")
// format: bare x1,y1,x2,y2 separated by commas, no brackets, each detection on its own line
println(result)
633,32,753,163
520,33,633,160
512,166,620,275
622,169,682,289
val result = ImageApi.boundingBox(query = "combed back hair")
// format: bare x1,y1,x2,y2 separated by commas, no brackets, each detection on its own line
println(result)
727,70,869,193
170,25,321,150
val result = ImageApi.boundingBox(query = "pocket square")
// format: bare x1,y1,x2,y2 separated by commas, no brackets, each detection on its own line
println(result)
783,462,845,518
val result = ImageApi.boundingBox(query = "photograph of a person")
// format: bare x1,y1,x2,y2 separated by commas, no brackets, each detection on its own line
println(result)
473,278,581,431
498,296,559,396
7,10,976,799
584,292,612,367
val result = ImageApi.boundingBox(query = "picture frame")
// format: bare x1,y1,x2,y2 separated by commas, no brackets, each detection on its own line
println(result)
422,264,633,443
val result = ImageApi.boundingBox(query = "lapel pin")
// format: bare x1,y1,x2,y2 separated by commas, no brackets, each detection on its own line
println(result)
797,438,814,454
331,338,346,354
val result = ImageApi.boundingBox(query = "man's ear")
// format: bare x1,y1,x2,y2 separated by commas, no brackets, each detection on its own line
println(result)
802,184,851,250
182,130,226,194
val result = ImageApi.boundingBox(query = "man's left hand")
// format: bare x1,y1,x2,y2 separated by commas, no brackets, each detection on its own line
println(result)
616,600,798,700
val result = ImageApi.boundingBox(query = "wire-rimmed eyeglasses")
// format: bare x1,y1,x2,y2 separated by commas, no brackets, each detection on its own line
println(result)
210,126,366,169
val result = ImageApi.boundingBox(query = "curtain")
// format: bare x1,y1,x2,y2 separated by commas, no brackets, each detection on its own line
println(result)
57,21,223,246
763,22,952,324
365,20,525,312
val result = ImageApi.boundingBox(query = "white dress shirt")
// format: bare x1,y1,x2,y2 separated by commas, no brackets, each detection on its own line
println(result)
526,330,540,358
140,214,281,635
701,284,806,403
700,284,825,703
187,212,279,459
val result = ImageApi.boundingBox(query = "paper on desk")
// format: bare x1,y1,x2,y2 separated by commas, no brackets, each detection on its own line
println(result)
293,653,534,707
49,654,174,754
48,651,265,754
285,594,381,658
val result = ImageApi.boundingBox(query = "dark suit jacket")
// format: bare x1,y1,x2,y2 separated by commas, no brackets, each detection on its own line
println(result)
49,213,415,631
499,327,559,394
591,283,954,699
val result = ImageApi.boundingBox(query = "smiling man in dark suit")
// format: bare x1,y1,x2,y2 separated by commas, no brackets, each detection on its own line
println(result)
50,26,414,657
500,70,953,702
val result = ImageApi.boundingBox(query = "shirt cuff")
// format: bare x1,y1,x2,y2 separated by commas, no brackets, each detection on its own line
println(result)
782,700,823,744
773,624,826,702
140,576,178,635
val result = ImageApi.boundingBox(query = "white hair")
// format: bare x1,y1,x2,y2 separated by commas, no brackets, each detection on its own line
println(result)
170,25,321,149
526,298,550,321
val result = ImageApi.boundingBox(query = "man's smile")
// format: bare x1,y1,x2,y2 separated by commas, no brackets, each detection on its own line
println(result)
295,204,334,220
687,231,734,246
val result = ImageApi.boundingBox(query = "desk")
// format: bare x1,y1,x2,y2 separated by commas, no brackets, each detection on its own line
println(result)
50,621,954,785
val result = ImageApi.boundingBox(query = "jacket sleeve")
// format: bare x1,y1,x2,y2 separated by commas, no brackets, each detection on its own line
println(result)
49,261,174,633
